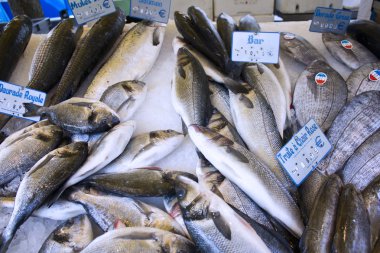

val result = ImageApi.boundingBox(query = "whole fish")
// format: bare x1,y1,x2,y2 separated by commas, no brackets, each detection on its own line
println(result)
347,20,380,58
100,81,147,122
163,195,191,238
68,188,186,236
239,14,261,32
39,214,93,253
216,12,237,57
340,130,380,191
51,9,125,105
188,125,304,237
300,175,343,253
322,32,378,70
331,184,370,253
293,60,348,132
81,227,195,253
100,130,184,174
23,97,120,134
85,167,196,197
209,82,234,126
280,32,325,66
243,63,287,136
28,18,82,92
362,175,380,250
0,142,88,253
346,62,380,101
84,21,165,100
0,125,62,187
175,175,271,253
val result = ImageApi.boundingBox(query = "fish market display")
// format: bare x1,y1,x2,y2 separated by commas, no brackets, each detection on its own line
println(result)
216,13,237,57
239,14,261,32
100,81,147,122
81,227,195,253
39,214,93,253
322,32,378,70
100,130,184,174
293,60,348,132
23,97,120,134
84,21,165,100
51,9,125,105
346,62,380,101
347,20,380,58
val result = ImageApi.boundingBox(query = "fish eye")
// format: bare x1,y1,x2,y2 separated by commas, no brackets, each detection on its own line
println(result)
176,188,186,200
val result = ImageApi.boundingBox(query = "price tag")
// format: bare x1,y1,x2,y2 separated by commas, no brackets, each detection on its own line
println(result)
67,0,116,25
309,7,352,34
0,81,46,122
130,0,171,23
276,119,332,186
231,32,280,64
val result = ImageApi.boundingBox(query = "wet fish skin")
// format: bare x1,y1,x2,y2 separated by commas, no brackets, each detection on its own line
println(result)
300,175,343,253
28,18,83,92
346,62,380,101
239,14,261,32
188,125,304,237
175,176,271,253
331,184,370,253
163,194,191,238
39,214,93,253
81,227,195,253
51,9,125,105
347,20,380,59
0,142,88,253
208,81,234,126
293,59,348,132
100,130,184,174
100,81,147,122
216,12,237,57
23,97,120,134
0,125,63,187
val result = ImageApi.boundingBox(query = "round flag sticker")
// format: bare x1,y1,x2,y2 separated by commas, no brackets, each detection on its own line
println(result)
315,72,328,86
369,69,380,82
341,40,353,50
284,33,295,40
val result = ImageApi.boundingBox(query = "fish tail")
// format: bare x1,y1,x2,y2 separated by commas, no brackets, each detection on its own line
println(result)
0,230,13,253
23,103,43,117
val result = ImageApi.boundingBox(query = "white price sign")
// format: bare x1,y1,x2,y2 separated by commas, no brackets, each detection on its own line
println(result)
67,0,116,25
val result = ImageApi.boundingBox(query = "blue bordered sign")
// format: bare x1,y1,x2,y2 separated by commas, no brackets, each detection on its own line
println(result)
341,39,353,49
66,0,116,25
315,72,328,86
276,119,332,186
369,69,380,82
309,7,352,34
0,81,46,122
130,0,171,23
231,31,280,64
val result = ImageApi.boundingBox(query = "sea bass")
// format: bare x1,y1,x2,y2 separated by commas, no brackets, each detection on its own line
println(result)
216,12,237,57
239,14,261,32
346,62,380,101
208,81,234,126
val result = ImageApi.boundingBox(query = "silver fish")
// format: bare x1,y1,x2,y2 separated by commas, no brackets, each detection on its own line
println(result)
176,175,271,253
81,227,195,253
163,195,191,238
209,81,234,126
85,21,165,100
322,32,378,70
39,214,93,253
346,62,380,101
0,142,88,253
293,60,348,132
100,130,184,174
23,97,120,134
239,14,261,32
188,125,304,237
100,81,147,122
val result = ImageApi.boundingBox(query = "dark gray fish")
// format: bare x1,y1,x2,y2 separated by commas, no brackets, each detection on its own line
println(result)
23,97,120,134
216,12,237,57
39,214,93,253
347,20,380,59
50,9,125,105
0,142,88,253
300,175,343,253
340,130,380,191
331,184,370,253
373,239,380,253
239,14,261,32
280,32,325,66
346,62,380,101
208,81,234,126
293,60,348,132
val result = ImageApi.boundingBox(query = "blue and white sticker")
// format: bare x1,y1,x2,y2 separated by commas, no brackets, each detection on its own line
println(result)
0,81,46,122
341,39,353,50
315,72,328,86
231,32,280,64
130,0,171,23
369,69,380,82
66,0,116,25
276,119,332,186
309,7,352,34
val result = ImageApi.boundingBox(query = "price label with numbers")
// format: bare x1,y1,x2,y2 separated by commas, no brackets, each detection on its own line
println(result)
309,7,352,34
276,119,332,186
130,0,171,23
231,32,280,64
0,81,46,122
67,0,116,25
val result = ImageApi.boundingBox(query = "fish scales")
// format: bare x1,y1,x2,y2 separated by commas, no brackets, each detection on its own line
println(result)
346,62,380,101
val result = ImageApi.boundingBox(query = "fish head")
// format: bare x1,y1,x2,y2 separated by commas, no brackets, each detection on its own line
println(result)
176,47,195,81
33,125,63,142
90,107,120,130
56,142,88,158
149,130,184,144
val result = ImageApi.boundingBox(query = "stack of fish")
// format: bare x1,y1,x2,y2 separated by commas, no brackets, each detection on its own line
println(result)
172,5,380,253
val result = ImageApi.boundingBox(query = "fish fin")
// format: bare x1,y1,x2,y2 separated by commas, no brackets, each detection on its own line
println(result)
210,184,225,200
225,146,249,163
23,103,42,117
133,200,154,218
210,211,232,240
114,219,127,229
222,78,249,94
182,120,188,135
152,27,161,46
27,153,56,177
256,63,265,74
3,132,33,147
46,185,67,207
69,102,93,109
239,94,253,108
